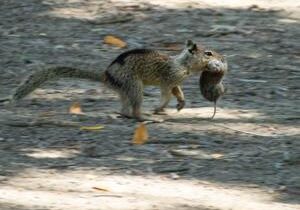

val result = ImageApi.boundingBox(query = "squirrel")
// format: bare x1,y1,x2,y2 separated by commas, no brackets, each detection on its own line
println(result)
0,40,227,121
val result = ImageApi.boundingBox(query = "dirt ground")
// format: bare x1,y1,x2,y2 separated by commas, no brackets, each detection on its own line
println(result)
0,0,299,209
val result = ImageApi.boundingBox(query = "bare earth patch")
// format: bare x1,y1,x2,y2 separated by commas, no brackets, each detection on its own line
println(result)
0,0,299,209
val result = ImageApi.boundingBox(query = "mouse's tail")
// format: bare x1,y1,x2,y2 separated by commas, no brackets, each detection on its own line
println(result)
211,101,217,119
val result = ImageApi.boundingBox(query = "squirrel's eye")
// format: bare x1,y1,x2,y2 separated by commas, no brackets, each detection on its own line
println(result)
204,51,213,56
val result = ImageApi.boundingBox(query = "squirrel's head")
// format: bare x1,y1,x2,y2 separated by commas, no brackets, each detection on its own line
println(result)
183,40,228,73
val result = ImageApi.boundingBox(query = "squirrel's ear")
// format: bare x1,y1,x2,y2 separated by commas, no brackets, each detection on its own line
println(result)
186,40,197,54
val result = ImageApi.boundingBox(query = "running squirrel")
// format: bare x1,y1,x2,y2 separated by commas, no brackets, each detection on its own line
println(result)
0,40,227,120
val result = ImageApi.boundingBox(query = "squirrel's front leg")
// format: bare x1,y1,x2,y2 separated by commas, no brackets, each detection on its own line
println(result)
171,86,185,111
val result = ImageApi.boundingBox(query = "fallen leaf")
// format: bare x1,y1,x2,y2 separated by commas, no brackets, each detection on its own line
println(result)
69,102,83,115
104,35,127,48
92,187,109,192
80,125,104,131
132,123,148,145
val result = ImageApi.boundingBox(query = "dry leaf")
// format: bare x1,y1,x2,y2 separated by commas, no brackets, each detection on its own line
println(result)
104,35,127,48
92,187,109,192
132,123,149,145
80,125,104,131
69,102,83,115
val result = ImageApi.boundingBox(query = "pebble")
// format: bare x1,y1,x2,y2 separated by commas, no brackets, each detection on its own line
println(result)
170,173,180,180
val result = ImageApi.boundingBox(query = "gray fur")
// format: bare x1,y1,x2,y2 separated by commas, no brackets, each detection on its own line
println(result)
9,67,102,102
3,40,226,120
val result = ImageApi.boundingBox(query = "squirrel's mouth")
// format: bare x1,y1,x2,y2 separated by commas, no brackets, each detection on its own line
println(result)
207,60,227,74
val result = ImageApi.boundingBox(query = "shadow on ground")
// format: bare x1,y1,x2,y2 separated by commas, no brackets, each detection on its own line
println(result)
0,0,299,208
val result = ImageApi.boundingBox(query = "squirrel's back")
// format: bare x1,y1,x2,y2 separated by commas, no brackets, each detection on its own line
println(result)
107,49,184,86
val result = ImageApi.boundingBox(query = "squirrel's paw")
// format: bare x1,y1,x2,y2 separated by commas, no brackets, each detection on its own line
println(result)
176,100,185,111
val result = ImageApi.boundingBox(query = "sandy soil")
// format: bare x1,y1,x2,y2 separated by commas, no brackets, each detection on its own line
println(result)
0,0,299,209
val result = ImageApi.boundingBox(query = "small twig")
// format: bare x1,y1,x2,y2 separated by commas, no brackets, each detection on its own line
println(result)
154,166,189,173
93,194,123,198
3,118,79,127
86,16,134,25
236,78,267,83
147,139,201,145
214,123,274,137
165,114,279,137
113,111,164,123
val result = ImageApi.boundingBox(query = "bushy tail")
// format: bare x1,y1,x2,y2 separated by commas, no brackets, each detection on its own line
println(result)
1,66,104,103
